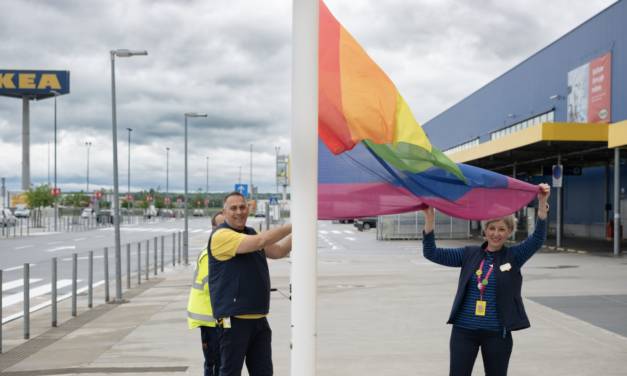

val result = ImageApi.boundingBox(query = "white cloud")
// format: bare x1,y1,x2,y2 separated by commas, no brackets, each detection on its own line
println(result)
0,0,616,192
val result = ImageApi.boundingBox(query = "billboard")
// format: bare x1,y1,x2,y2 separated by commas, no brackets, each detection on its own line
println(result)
0,70,70,95
567,52,611,123
276,155,290,186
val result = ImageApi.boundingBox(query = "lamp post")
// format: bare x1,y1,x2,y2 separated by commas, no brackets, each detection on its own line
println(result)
50,90,61,232
86,142,91,192
166,147,170,209
250,144,253,201
206,156,209,204
127,128,132,213
275,147,281,194
110,49,147,301
48,142,50,184
184,113,207,265
239,166,241,184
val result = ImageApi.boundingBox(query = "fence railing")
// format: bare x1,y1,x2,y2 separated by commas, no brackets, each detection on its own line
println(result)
0,230,187,349
0,213,187,239
376,210,470,240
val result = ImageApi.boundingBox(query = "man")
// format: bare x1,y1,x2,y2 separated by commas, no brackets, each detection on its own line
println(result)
209,191,292,376
187,211,226,375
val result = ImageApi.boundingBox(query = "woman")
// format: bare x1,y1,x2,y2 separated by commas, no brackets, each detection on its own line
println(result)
422,183,550,376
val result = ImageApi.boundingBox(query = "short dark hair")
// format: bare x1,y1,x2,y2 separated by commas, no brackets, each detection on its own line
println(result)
211,211,224,227
223,191,246,208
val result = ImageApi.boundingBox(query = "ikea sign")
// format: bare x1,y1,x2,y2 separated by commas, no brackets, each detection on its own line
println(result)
0,70,70,95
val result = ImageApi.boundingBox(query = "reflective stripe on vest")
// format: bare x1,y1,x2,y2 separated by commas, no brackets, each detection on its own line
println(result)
187,311,215,322
191,266,208,291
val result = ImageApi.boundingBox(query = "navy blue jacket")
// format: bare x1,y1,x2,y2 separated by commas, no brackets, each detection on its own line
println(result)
448,241,530,332
208,221,271,319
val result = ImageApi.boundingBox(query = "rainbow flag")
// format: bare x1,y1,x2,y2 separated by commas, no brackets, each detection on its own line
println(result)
318,0,539,220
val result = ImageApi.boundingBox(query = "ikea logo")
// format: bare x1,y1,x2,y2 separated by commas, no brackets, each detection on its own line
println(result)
0,73,61,90
0,70,70,94
599,109,608,119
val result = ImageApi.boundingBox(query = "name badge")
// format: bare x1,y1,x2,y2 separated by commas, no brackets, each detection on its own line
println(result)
475,301,486,316
500,263,512,272
224,317,231,328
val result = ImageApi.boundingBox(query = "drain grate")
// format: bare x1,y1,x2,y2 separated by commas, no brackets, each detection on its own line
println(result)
0,366,188,375
0,279,164,372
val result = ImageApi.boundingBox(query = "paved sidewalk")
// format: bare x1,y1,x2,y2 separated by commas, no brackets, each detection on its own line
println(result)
0,223,625,375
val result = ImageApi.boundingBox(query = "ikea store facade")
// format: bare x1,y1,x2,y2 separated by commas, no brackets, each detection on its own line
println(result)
422,1,626,249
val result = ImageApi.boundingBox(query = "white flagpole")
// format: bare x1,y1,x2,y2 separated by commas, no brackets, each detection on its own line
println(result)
291,0,318,375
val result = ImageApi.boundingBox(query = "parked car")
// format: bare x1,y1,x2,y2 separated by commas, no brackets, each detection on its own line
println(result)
254,210,265,218
339,219,354,224
14,208,30,218
96,209,124,224
354,216,377,231
160,209,173,218
81,208,94,218
193,209,204,217
173,210,185,218
2,209,17,227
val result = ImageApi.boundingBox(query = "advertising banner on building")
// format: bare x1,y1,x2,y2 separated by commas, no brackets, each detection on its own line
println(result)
567,52,611,123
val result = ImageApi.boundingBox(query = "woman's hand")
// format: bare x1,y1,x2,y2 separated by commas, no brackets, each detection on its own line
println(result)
422,206,435,234
537,183,550,220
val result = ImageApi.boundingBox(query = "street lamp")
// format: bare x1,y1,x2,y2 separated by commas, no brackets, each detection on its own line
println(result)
110,49,148,301
166,147,170,209
50,90,61,232
206,156,209,207
184,113,207,265
86,142,91,192
275,147,281,194
127,128,132,212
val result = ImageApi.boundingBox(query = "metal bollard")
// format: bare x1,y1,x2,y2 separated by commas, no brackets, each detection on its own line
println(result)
88,251,93,308
104,247,109,302
145,240,149,280
137,243,141,284
20,218,22,237
127,244,131,289
72,253,77,316
52,258,57,327
154,237,157,275
24,264,30,339
27,216,29,236
178,231,181,264
161,236,164,272
172,233,175,266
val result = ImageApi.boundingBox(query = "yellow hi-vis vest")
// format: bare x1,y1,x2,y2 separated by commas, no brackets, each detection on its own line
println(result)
187,246,216,328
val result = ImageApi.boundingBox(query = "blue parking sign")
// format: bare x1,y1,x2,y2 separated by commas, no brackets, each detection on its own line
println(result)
235,184,248,197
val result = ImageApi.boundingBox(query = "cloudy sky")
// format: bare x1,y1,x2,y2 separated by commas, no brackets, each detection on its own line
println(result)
0,0,615,194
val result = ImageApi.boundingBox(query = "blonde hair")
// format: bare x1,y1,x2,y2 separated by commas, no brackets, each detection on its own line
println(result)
481,214,517,234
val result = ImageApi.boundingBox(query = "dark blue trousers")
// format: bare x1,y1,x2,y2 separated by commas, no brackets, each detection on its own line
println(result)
449,326,513,376
217,317,273,376
200,326,221,376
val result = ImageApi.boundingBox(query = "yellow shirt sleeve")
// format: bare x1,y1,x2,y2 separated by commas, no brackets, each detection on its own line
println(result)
210,228,248,261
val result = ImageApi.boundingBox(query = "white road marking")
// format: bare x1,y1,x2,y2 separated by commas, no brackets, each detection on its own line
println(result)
204,230,212,233
343,230,354,234
74,238,86,241
192,229,203,233
94,235,105,238
4,264,36,272
46,246,76,252
2,279,76,307
319,231,328,234
62,256,104,261
47,241,63,245
150,228,166,232
344,237,355,241
331,231,341,234
14,245,34,249
2,279,42,291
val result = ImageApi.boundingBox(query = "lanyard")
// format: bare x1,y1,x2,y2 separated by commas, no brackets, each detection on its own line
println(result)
476,249,494,298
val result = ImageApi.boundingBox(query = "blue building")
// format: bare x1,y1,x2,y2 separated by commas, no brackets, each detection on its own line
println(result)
422,1,627,242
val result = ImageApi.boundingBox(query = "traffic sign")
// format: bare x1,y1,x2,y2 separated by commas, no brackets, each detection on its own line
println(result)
197,201,201,205
177,198,182,203
50,188,61,196
269,197,278,205
552,165,563,188
165,197,171,203
235,184,248,197
93,191,103,199
146,196,153,202
125,194,133,201
205,199,210,205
